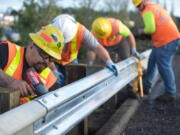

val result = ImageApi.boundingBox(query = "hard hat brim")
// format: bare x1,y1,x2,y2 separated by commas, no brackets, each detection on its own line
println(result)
29,33,61,60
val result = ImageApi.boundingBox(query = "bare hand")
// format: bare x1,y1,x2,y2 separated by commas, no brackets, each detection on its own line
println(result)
8,80,35,96
48,62,57,71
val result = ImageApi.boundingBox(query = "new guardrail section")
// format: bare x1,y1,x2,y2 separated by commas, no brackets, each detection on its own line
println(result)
0,50,151,135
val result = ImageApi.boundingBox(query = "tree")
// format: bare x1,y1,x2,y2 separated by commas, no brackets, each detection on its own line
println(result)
14,0,62,45
104,0,130,20
74,0,101,29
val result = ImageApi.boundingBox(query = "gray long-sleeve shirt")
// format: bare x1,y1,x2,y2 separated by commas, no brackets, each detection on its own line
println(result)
82,27,99,51
51,17,99,51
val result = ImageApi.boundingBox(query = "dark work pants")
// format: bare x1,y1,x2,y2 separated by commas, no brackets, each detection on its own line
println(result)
104,38,130,62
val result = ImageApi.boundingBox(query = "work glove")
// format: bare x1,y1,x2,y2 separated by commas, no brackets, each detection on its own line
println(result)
106,60,118,76
88,61,94,65
131,48,141,60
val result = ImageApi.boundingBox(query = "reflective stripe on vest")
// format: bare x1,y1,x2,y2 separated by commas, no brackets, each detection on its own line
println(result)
3,41,24,80
40,67,51,79
97,18,123,47
71,23,79,60
5,45,21,76
142,2,180,47
112,19,119,38
147,6,170,25
57,23,84,65
39,67,57,88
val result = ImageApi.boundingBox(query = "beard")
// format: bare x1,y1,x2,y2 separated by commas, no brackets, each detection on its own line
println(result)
33,62,48,73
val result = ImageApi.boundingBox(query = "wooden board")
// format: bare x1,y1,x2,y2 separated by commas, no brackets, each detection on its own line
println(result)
0,87,20,114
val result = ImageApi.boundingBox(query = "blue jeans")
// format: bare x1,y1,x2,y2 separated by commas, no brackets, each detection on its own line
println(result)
143,39,180,96
54,57,79,86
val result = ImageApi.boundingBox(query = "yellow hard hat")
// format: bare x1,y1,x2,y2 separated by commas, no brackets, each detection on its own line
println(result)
29,25,64,60
92,17,112,39
132,0,143,6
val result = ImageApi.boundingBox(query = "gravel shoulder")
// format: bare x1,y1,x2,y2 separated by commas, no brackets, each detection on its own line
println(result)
122,54,180,135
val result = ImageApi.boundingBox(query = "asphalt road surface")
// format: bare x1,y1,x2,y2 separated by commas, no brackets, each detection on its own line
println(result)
121,54,180,135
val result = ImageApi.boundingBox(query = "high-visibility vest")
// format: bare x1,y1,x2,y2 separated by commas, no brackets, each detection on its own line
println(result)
1,41,57,104
142,2,180,47
2,40,57,88
3,41,24,80
56,23,85,65
95,18,123,47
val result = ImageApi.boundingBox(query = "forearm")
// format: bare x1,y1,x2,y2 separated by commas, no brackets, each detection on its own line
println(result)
0,69,15,87
0,69,34,96
94,44,111,63
88,50,96,62
127,32,136,49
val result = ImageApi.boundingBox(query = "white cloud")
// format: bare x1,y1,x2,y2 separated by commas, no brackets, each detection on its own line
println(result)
0,0,22,12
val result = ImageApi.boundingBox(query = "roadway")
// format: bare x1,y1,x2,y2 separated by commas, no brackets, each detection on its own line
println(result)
122,54,180,135
93,54,180,135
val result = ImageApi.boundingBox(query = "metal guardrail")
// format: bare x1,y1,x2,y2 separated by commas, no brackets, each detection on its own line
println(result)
0,50,151,135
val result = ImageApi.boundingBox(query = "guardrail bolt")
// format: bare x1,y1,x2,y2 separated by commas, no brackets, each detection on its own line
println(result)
53,125,58,129
54,93,59,97
42,99,47,104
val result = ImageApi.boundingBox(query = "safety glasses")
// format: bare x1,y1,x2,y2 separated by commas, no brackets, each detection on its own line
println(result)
137,2,145,11
33,42,56,62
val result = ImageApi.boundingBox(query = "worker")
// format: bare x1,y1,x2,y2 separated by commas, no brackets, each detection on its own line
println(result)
132,0,180,102
88,17,140,65
48,14,119,84
0,25,64,103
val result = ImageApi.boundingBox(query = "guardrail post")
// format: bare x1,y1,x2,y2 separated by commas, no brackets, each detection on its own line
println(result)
66,64,86,84
0,87,20,114
66,64,103,135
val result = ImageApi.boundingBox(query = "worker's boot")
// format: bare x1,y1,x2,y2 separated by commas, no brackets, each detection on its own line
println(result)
155,92,176,102
143,86,151,95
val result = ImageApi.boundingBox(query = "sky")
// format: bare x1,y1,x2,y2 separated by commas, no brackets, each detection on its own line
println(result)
0,0,180,17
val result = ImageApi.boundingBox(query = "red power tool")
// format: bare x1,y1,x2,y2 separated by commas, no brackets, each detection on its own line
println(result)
25,67,48,96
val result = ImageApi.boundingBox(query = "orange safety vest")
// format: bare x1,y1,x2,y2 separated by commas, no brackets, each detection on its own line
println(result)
57,23,85,65
95,18,123,47
142,2,180,47
1,41,57,104
3,41,24,80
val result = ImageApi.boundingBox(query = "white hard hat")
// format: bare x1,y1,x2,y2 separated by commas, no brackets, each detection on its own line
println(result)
52,14,77,43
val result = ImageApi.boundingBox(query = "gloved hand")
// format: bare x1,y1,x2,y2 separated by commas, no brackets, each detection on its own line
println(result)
88,61,94,65
131,48,141,59
106,60,118,76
